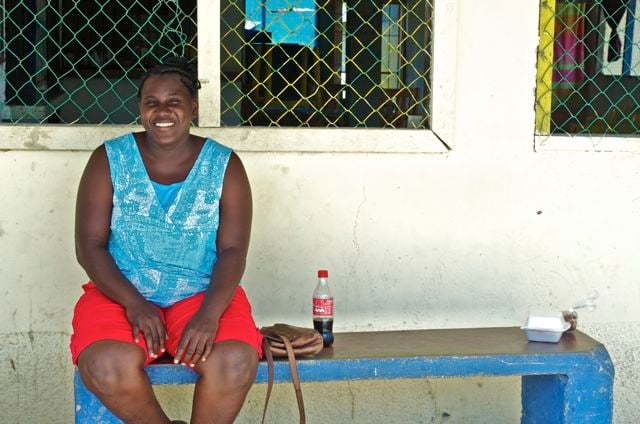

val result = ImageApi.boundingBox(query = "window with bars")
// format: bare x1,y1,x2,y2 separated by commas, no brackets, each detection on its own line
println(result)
1,0,196,124
536,0,640,137
1,0,434,130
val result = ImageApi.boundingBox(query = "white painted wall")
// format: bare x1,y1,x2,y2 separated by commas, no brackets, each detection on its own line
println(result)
1,1,638,422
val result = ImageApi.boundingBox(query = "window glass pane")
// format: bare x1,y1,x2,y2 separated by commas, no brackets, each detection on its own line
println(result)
223,0,433,128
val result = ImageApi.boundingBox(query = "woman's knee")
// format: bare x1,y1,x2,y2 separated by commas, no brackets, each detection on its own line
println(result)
78,341,146,395
198,341,258,386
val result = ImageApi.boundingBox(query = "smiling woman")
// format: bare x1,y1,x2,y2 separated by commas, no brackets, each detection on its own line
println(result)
70,56,262,423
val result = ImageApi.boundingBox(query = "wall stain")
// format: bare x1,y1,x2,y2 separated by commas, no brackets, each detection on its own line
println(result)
24,128,51,150
24,140,50,150
277,165,289,175
39,307,55,320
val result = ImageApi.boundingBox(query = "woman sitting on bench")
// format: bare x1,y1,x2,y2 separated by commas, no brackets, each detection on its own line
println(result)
70,56,262,423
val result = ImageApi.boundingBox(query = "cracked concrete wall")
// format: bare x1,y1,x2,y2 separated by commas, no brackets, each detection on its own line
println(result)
1,0,639,422
1,151,639,423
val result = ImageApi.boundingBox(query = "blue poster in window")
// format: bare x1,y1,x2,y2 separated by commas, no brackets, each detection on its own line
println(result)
246,0,317,47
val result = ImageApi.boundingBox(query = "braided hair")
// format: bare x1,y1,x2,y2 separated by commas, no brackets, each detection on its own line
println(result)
137,56,201,98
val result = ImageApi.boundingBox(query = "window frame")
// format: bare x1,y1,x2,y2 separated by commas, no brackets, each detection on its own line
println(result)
0,0,457,153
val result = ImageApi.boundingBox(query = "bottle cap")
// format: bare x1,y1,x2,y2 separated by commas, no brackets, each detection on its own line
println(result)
317,269,328,278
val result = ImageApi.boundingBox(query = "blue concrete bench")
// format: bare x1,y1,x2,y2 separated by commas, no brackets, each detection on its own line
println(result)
74,327,614,423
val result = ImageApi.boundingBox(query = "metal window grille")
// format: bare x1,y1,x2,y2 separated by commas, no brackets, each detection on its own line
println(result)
222,0,433,128
1,0,432,128
0,0,196,124
536,0,640,136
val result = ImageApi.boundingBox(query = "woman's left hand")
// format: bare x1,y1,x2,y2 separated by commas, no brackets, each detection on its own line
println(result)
174,152,252,367
174,312,218,366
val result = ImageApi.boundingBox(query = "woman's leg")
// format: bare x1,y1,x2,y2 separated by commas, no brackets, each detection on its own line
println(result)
190,340,258,424
77,340,171,424
72,283,170,422
163,287,262,423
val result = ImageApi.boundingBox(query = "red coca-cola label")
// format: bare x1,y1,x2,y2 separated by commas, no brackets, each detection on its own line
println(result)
313,297,334,316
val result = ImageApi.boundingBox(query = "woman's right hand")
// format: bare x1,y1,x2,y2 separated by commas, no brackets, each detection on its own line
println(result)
125,299,167,358
76,145,168,358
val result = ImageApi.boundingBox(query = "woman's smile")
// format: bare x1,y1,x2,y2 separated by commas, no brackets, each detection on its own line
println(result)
153,121,175,128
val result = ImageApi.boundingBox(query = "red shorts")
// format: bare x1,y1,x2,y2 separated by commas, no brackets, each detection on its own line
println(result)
70,283,262,366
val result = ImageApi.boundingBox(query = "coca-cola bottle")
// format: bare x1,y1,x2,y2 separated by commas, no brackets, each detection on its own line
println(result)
312,269,334,347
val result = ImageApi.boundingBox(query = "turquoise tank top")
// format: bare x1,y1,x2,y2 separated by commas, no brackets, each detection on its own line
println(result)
105,133,232,307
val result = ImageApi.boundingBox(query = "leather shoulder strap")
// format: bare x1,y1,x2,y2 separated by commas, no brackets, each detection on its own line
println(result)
280,335,305,424
260,335,306,424
261,338,274,424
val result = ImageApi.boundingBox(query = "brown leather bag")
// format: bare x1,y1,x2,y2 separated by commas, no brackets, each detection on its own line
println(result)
260,324,324,424
261,323,324,357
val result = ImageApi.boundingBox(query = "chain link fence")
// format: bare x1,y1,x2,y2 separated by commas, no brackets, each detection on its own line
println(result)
536,0,640,136
221,0,432,128
1,0,432,128
0,0,196,124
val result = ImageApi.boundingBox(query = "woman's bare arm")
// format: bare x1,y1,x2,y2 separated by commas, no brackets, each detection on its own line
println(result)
75,145,166,356
174,151,252,365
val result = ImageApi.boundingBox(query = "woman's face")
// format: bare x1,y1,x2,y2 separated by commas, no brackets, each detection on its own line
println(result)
139,74,197,144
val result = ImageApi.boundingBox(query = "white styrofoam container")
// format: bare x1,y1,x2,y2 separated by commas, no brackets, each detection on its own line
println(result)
521,314,570,343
